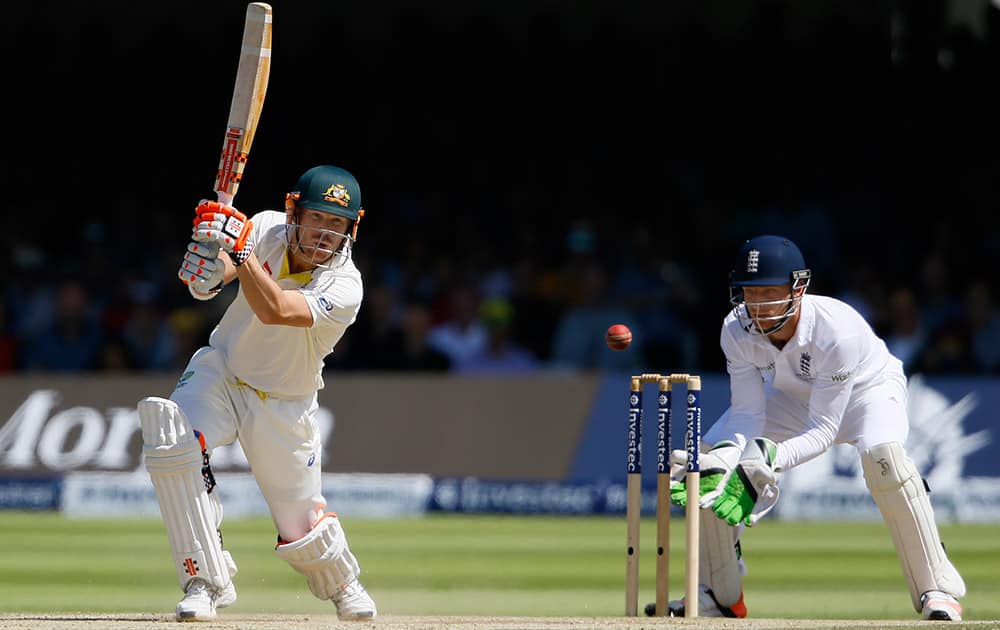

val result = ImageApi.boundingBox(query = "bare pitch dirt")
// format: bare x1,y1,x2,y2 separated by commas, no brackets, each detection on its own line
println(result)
0,615,997,630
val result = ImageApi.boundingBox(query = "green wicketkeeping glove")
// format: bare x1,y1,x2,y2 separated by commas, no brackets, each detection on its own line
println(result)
669,441,741,508
711,437,780,526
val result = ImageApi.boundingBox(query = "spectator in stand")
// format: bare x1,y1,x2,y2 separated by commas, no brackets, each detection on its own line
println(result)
913,316,977,374
122,282,177,371
882,287,926,373
427,284,487,366
390,302,452,370
23,280,104,371
327,283,403,370
964,281,1000,372
918,254,963,334
0,300,16,372
454,298,539,373
167,308,211,371
549,262,641,371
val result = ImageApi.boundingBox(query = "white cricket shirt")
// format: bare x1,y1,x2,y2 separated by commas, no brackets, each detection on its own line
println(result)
208,210,363,399
717,294,904,470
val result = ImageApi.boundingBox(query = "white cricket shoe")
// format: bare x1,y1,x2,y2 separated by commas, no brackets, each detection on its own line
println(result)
921,590,962,621
660,584,747,618
175,578,237,621
331,578,377,621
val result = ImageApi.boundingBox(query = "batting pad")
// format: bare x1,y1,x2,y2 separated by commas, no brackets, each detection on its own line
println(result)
275,513,361,601
862,442,966,611
139,397,234,591
700,506,744,606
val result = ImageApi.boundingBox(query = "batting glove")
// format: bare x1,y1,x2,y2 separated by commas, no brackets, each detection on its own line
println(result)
178,240,224,300
192,200,255,266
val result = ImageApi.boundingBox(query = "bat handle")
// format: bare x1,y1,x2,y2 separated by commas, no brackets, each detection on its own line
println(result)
216,191,235,207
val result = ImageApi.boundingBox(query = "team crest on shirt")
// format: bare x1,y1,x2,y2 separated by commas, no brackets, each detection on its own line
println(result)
799,352,813,380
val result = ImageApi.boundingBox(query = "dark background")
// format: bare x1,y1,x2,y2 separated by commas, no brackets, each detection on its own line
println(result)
3,0,999,375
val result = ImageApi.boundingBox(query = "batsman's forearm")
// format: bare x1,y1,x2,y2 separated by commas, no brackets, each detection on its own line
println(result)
235,255,309,326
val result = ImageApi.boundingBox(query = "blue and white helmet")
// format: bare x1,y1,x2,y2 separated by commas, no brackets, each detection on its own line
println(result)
729,235,811,335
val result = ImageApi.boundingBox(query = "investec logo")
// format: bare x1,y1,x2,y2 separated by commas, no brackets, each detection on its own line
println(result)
685,392,700,471
627,394,640,473
656,393,667,474
0,390,333,472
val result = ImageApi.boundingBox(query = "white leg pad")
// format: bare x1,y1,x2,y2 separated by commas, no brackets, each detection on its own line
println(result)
275,514,361,601
862,442,966,611
139,396,233,591
699,506,744,606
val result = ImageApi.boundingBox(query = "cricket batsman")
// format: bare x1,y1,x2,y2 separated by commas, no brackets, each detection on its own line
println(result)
137,165,376,621
667,235,966,621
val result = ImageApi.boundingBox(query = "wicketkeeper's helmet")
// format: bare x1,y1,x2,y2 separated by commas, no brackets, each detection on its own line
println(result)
729,235,810,288
728,235,811,335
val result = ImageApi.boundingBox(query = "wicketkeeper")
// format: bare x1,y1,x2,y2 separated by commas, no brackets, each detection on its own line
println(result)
668,235,965,621
138,165,376,621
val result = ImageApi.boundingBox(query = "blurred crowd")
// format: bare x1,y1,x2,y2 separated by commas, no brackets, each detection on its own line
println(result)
3,1,999,377
1,201,997,377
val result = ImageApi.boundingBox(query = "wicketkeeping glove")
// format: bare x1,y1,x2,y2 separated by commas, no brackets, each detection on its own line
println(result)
669,441,741,509
192,200,255,266
178,240,224,300
711,437,781,527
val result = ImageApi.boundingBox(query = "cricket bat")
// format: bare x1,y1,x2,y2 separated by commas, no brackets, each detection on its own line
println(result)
213,2,272,207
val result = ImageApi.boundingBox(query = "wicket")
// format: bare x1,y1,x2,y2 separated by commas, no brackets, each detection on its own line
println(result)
625,373,701,617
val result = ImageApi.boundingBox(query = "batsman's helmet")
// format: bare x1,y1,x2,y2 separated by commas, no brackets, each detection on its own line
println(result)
286,165,363,222
729,235,810,288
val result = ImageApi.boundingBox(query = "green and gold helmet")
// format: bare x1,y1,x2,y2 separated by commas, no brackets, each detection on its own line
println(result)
286,165,362,222
284,165,365,268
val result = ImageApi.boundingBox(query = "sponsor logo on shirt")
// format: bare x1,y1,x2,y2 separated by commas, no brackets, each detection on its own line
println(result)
318,296,334,311
756,361,775,383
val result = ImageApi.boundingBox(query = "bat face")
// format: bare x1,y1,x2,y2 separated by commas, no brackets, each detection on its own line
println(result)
214,2,272,206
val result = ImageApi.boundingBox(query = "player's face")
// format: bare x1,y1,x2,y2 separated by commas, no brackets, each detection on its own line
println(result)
741,283,801,335
288,208,353,267
743,284,793,318
731,275,809,338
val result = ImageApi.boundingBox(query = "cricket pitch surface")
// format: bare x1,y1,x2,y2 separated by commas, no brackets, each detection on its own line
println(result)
1,615,998,629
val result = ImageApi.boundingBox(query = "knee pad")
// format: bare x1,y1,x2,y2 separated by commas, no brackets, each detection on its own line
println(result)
139,397,233,590
275,513,362,601
862,442,966,611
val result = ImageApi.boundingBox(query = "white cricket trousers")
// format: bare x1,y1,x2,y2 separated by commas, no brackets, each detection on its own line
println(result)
170,346,326,541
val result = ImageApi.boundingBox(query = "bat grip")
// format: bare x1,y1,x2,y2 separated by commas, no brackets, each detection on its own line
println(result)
216,191,235,207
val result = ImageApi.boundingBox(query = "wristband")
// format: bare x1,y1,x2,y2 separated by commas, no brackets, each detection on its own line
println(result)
231,238,255,267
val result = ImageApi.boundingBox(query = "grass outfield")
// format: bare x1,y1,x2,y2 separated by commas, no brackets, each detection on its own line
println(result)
1,512,997,621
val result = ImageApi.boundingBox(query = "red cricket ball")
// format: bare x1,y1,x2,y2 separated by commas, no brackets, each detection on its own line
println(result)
605,323,632,351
